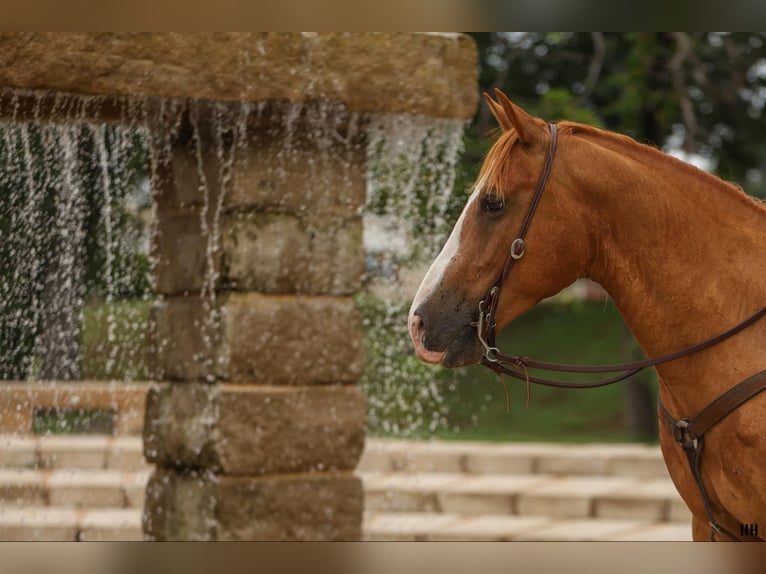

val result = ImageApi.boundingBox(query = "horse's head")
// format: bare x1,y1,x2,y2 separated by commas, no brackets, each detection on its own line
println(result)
408,90,591,367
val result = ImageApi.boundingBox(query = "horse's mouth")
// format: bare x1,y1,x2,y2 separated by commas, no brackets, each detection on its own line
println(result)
409,313,483,368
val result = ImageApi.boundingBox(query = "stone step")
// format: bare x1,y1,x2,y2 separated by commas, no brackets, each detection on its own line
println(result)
2,435,668,478
0,435,691,541
0,506,143,541
358,439,670,478
0,468,150,509
362,472,691,524
363,511,693,541
0,435,148,470
0,505,693,542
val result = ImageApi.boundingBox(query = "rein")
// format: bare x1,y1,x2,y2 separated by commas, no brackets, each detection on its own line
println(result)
476,121,766,542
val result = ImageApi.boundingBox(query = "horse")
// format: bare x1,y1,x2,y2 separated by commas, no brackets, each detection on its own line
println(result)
407,89,766,541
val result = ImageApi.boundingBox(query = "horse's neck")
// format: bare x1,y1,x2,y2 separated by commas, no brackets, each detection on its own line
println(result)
575,135,766,412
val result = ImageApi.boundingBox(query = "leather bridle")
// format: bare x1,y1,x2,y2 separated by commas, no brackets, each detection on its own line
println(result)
474,121,766,541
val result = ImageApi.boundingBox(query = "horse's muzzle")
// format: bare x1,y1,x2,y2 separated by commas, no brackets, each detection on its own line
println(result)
408,310,484,367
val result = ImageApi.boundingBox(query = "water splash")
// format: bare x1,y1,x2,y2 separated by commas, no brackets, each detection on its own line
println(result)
0,88,468,441
362,112,467,438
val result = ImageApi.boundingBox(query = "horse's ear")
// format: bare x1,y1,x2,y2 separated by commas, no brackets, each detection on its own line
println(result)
483,92,512,132
493,88,546,147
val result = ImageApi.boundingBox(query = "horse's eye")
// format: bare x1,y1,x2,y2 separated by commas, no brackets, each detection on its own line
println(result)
481,194,505,213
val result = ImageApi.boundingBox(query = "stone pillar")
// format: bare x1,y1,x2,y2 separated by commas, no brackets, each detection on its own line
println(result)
142,101,368,540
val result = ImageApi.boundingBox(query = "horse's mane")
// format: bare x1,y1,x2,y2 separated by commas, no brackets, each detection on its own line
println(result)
557,121,766,214
479,120,766,214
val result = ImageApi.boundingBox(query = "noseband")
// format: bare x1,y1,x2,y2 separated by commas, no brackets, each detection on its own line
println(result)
473,122,766,542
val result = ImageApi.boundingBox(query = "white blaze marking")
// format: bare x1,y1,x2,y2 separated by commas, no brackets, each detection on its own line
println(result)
409,184,483,319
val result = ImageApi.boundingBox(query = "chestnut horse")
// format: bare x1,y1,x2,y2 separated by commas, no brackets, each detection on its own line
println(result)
408,90,766,541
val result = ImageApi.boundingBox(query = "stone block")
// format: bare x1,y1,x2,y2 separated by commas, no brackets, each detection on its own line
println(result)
607,455,670,478
516,477,636,519
536,451,610,476
0,507,79,541
0,469,47,506
594,495,667,522
426,515,552,542
438,475,545,516
152,99,367,219
153,211,213,296
143,467,363,541
0,33,478,121
144,383,366,476
0,436,38,468
513,518,651,542
225,122,367,217
153,293,364,384
78,509,143,541
155,211,364,296
37,435,109,469
47,470,126,508
222,213,364,295
362,512,461,541
106,437,148,470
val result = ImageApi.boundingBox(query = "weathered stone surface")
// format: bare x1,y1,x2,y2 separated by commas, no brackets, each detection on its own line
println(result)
152,103,367,217
225,117,368,216
223,213,364,295
143,468,217,541
153,293,364,384
143,383,366,476
0,33,478,120
153,210,215,296
155,211,364,296
143,467,363,541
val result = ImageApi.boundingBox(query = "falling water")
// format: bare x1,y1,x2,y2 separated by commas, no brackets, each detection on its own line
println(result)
362,112,467,437
0,87,468,440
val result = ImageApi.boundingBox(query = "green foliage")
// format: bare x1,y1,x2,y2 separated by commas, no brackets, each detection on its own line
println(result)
467,32,766,198
0,123,150,380
80,299,153,381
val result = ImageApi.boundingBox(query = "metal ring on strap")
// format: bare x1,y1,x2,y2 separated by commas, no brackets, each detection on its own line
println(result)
510,238,526,260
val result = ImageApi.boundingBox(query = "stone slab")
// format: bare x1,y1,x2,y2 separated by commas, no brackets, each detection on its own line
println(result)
514,518,652,541
0,33,478,120
78,508,143,541
516,476,638,519
610,522,693,541
0,506,79,541
0,436,38,468
155,211,364,296
427,515,552,541
153,293,364,384
144,383,366,475
438,474,550,515
0,469,48,506
362,512,462,541
46,469,127,508
37,436,110,469
362,473,464,513
144,467,363,541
